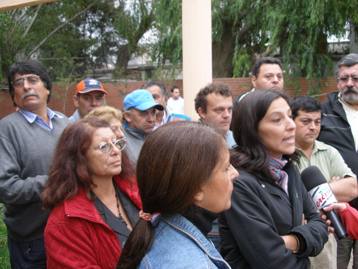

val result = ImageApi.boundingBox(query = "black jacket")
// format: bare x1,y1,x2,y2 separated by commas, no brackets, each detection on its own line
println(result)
319,91,358,177
219,162,328,269
319,91,358,208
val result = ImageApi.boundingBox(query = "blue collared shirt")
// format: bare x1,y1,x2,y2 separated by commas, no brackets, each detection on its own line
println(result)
19,108,63,131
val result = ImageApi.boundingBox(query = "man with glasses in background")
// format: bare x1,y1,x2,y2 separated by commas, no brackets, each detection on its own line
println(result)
0,60,69,268
319,53,358,269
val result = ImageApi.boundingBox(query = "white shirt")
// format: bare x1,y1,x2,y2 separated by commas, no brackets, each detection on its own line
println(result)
340,100,358,151
167,97,184,114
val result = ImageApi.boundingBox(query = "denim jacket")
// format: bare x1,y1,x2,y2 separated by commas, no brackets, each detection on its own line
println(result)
139,214,231,269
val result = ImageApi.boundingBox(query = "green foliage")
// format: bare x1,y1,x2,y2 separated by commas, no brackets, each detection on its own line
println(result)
152,0,358,79
0,205,9,268
0,0,154,83
1,0,358,83
232,48,251,77
151,0,182,67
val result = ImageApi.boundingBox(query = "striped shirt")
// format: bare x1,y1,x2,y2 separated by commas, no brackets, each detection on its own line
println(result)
19,108,64,131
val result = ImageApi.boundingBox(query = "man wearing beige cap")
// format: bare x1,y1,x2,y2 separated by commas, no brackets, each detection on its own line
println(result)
69,78,107,122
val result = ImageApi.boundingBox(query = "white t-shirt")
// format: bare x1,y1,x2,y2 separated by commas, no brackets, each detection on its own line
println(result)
167,97,185,114
340,100,358,151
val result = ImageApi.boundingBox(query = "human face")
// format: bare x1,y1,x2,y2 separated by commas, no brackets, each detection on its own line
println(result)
74,91,106,118
337,64,358,106
198,93,233,134
252,64,284,91
172,88,180,99
109,119,124,139
258,97,296,158
12,73,49,113
195,147,238,213
124,108,156,134
294,110,321,149
86,127,122,179
147,85,166,107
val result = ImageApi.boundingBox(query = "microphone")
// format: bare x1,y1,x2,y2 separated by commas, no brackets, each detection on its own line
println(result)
301,166,347,239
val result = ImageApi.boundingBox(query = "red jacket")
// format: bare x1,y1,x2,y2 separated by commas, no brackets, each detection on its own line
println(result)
45,177,141,269
340,204,358,240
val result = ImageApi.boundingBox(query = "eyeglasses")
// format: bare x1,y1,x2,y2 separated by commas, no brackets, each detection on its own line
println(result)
95,139,126,154
337,75,358,83
13,75,41,89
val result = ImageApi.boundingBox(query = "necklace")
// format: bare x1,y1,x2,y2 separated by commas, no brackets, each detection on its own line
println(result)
113,181,133,230
115,190,121,219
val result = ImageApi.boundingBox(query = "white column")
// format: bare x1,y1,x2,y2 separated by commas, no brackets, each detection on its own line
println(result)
182,0,212,120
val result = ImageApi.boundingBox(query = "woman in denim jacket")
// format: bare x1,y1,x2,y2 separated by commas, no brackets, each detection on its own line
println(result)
118,121,238,269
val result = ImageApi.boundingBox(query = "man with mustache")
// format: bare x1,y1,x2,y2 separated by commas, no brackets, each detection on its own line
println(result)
0,60,69,268
319,53,358,269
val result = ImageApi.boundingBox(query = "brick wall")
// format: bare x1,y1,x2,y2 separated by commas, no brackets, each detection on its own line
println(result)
0,77,338,119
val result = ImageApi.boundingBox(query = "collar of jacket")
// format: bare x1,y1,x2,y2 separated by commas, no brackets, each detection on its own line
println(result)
124,125,146,139
63,176,140,225
327,91,349,123
158,214,230,266
63,187,108,226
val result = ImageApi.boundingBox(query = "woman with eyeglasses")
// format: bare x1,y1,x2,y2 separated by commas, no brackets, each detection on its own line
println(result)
42,117,141,269
86,105,125,139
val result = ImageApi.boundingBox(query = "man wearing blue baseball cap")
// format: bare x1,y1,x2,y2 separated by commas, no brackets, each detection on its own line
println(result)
123,89,164,164
69,78,108,122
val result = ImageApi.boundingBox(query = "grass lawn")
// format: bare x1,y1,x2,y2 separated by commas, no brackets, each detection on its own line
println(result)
0,205,10,269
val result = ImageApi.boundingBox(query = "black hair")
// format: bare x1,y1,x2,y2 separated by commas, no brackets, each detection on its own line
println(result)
231,90,294,183
251,57,283,77
7,60,52,105
117,121,226,268
290,96,321,120
143,81,167,96
170,85,179,93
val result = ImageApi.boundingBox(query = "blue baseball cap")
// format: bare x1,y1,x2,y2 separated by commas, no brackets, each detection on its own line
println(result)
123,89,164,111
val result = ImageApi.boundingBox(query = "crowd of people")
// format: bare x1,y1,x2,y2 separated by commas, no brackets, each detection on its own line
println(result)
0,53,357,269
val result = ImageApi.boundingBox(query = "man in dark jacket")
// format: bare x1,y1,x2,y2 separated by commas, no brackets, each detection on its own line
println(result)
319,53,358,269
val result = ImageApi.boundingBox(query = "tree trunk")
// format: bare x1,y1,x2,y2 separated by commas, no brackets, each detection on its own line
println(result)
212,21,235,78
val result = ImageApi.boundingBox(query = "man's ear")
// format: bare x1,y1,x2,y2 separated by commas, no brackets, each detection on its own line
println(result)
73,94,79,108
251,76,257,88
123,111,132,123
197,107,206,120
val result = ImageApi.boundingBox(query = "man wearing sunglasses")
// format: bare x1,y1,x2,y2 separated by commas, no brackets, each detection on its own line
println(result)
0,60,69,268
319,53,358,269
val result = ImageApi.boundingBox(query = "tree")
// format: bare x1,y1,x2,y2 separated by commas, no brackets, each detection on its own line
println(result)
0,0,154,82
152,0,358,79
